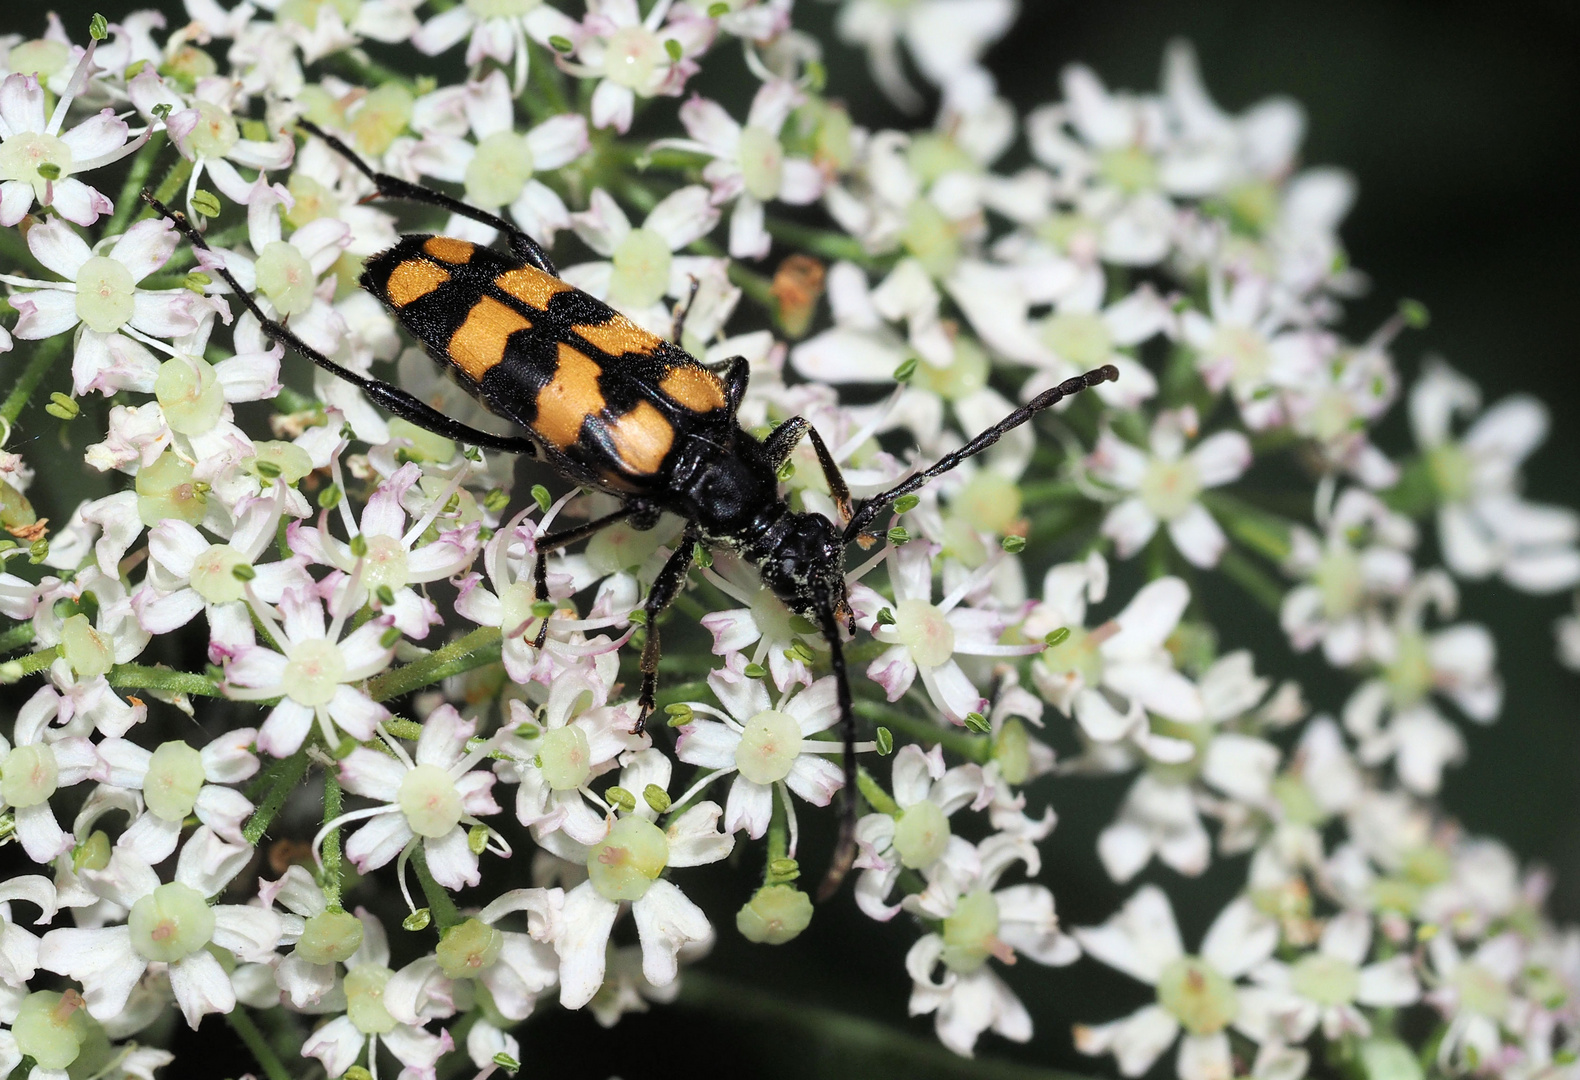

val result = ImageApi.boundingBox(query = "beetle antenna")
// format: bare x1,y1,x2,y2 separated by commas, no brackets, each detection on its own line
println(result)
842,364,1118,544
814,603,858,901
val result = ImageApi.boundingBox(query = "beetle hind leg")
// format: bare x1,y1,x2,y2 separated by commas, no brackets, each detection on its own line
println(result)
632,531,699,733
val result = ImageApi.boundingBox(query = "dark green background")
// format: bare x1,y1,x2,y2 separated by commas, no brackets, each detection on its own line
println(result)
5,1,1580,1077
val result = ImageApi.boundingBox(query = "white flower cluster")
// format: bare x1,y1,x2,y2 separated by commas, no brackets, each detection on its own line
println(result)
0,2,1576,1079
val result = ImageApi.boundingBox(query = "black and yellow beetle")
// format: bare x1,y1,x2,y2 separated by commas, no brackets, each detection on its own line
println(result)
144,120,1117,894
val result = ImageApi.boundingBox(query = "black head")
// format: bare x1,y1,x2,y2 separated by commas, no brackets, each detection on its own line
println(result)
758,510,848,620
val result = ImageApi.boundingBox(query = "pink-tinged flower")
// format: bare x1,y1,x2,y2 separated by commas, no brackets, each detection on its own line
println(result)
1024,71,1176,268
412,0,576,92
496,680,649,858
2,217,202,396
563,0,715,134
854,744,985,922
135,485,308,660
996,265,1172,412
203,178,349,359
1281,330,1399,489
299,910,451,1079
554,749,733,1009
1090,408,1252,569
698,550,822,693
1026,555,1203,754
38,828,282,1028
562,185,725,332
260,865,361,1010
0,686,99,863
852,540,1042,723
330,705,503,892
1281,488,1415,667
1343,571,1500,795
152,76,293,216
1074,885,1281,1080
1097,651,1296,884
223,584,397,758
905,832,1081,1056
0,44,147,227
383,888,561,1027
406,70,587,246
1249,909,1418,1043
25,568,150,739
97,728,259,863
653,78,823,258
674,656,848,845
1409,359,1580,594
1179,268,1325,431
1424,933,1528,1074
1238,716,1362,892
456,502,634,684
290,461,480,640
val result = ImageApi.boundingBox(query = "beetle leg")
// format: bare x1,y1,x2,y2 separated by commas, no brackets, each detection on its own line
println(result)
532,506,637,553
633,531,698,733
813,601,858,901
140,192,543,458
762,419,854,524
709,356,750,416
531,551,550,649
762,416,810,469
805,427,854,526
296,119,559,277
671,275,700,344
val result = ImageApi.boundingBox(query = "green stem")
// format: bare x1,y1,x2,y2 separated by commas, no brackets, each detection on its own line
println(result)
0,623,36,654
104,131,168,236
853,698,991,764
763,780,790,886
856,766,900,816
413,848,462,931
107,663,224,697
525,41,571,119
368,626,503,702
1201,490,1294,562
764,217,886,269
243,748,311,845
132,155,193,224
324,48,415,93
322,771,345,905
727,261,778,316
676,971,1094,1080
225,1007,293,1080
1,338,68,427
6,646,60,678
1217,547,1286,614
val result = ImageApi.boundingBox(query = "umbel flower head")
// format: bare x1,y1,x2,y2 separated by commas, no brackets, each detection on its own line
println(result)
0,3,1576,1077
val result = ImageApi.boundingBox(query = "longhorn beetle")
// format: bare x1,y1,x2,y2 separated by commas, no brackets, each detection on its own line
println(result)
143,119,1117,896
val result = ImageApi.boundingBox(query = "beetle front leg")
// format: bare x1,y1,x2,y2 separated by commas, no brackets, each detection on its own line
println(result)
633,531,699,733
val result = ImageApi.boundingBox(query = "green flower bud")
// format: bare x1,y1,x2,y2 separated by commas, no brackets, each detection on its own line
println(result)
436,917,504,979
737,885,813,945
297,907,365,965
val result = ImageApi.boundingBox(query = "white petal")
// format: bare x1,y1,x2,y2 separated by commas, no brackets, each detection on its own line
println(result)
632,878,712,989
1073,884,1182,984
1201,897,1278,978
556,882,619,1009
